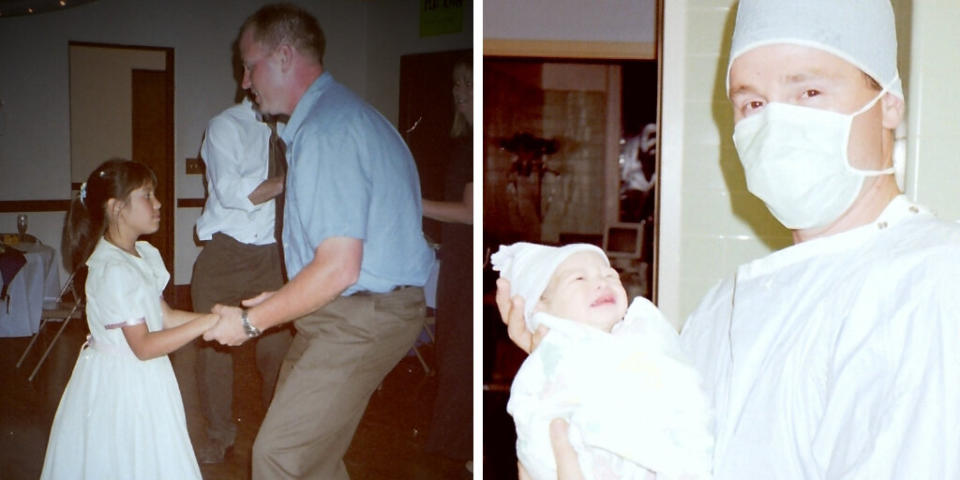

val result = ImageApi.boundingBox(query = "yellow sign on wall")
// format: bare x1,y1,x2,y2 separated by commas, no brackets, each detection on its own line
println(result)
420,0,463,37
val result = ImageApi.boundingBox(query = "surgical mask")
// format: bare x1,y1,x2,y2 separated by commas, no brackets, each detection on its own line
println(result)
732,87,893,230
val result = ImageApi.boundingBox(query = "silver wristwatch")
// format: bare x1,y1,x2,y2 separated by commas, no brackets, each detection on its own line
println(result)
240,309,262,338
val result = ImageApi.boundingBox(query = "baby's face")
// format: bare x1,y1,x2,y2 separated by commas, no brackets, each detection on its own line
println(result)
536,251,628,332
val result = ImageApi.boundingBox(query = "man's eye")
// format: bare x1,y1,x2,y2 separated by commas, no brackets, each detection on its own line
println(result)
802,89,821,98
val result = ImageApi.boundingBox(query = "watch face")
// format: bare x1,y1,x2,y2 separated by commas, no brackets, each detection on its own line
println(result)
241,311,259,337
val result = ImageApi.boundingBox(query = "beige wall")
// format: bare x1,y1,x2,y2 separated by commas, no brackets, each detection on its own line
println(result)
69,46,168,183
904,1,960,220
659,0,960,326
484,0,655,43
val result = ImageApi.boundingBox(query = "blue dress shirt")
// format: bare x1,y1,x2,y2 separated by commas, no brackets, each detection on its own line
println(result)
279,73,436,295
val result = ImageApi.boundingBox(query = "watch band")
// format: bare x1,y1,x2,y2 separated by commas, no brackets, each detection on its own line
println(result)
241,309,262,338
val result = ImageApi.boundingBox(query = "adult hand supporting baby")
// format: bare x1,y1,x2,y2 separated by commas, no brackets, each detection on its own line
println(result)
550,419,584,480
515,419,582,480
495,278,548,354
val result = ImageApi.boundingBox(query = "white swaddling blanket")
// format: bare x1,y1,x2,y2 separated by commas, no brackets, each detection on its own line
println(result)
508,297,714,480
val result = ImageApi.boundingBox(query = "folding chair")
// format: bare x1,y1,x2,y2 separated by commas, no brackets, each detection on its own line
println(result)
408,256,440,375
17,266,86,382
410,309,436,376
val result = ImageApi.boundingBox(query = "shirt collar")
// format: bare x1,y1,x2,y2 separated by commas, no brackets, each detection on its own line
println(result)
281,71,333,145
739,194,930,278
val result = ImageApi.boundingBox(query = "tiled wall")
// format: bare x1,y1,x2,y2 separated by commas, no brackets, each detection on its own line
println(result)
660,0,957,327
905,1,960,220
539,89,608,242
483,62,615,246
660,0,791,327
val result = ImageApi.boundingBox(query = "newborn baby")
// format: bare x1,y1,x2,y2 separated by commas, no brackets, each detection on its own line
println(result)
492,242,713,480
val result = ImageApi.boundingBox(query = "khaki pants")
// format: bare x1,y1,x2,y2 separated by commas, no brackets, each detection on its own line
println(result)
252,286,425,479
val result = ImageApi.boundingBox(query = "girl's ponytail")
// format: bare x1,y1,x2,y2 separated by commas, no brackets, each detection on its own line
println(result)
61,189,97,273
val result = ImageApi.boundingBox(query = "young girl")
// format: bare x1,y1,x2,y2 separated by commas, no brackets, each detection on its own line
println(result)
41,159,217,480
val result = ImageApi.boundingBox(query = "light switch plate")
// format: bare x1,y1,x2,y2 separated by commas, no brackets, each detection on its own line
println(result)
185,157,204,175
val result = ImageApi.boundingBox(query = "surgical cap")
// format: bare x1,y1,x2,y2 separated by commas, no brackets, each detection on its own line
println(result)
727,0,903,99
491,242,609,331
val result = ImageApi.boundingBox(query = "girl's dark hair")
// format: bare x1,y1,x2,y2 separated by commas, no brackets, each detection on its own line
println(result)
62,159,157,272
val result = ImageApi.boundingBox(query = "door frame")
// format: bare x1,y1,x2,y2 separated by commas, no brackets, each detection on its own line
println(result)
68,42,175,295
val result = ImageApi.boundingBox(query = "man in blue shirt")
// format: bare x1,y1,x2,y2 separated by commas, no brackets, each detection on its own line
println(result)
203,4,436,479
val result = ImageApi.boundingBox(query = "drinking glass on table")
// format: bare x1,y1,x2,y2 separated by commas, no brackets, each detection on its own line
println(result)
16,214,27,241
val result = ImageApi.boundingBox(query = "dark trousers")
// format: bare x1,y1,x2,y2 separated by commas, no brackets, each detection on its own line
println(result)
425,251,474,460
190,233,292,445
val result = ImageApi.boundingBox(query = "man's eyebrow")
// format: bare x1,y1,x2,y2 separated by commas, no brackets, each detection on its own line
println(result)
729,84,757,98
782,69,838,84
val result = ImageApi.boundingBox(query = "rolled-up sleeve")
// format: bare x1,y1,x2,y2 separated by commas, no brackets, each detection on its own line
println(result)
201,116,262,212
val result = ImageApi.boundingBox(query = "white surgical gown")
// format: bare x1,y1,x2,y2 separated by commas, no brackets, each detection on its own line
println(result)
681,195,960,479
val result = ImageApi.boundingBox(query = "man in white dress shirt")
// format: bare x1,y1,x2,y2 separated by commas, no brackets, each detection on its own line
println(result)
499,0,960,478
190,97,292,463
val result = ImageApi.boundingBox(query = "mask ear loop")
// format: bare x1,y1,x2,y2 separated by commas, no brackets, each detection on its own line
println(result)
845,74,899,176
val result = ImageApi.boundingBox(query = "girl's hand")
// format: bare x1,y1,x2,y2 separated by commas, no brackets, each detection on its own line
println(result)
496,278,549,354
202,312,220,330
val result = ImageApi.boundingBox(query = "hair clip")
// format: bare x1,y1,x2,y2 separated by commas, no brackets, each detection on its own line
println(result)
79,182,88,206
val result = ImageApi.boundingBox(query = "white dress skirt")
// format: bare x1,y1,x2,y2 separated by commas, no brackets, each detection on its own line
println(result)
40,238,201,480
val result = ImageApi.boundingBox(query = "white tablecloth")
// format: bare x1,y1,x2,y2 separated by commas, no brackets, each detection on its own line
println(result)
424,259,440,309
0,242,61,337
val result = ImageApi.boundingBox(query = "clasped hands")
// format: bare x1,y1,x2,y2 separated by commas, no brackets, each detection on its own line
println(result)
202,291,274,347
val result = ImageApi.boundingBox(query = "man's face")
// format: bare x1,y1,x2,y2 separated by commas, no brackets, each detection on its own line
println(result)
536,251,628,332
728,44,897,171
239,28,284,116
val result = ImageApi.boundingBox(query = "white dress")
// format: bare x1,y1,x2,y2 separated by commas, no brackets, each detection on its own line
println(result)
40,239,201,480
509,297,714,480
681,196,960,479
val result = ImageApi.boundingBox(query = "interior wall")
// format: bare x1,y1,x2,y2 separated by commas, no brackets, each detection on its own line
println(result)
482,62,617,246
69,45,168,182
365,1,474,131
484,0,655,44
0,0,472,285
904,1,960,220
